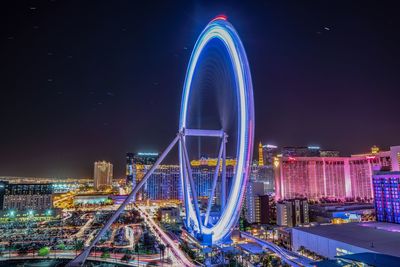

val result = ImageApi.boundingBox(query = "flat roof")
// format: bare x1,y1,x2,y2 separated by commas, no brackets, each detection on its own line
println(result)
294,222,400,257
337,252,400,267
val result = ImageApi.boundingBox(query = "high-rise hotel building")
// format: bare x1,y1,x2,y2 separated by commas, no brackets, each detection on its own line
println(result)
94,161,113,190
275,146,396,201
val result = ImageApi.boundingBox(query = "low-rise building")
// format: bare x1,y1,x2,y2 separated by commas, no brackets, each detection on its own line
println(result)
292,222,400,259
157,207,180,223
309,202,375,223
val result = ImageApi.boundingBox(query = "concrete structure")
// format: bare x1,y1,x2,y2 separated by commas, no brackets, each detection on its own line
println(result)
292,222,400,259
277,198,309,227
93,161,113,190
373,171,400,224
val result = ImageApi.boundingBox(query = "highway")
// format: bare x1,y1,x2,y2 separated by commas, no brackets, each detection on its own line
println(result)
136,205,196,267
0,251,164,266
241,231,313,267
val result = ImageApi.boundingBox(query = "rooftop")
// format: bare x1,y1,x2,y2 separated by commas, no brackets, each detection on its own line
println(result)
337,252,400,267
294,222,400,257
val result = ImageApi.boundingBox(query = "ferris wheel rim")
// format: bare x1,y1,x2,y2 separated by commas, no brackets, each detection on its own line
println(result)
178,17,254,244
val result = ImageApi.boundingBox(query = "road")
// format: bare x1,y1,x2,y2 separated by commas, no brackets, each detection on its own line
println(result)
136,205,196,267
241,231,313,267
0,250,164,266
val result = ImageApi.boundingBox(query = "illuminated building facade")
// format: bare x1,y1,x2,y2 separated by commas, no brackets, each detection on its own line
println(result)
275,154,387,201
126,152,134,185
373,171,400,224
277,198,309,227
245,180,264,223
135,164,180,201
254,195,272,224
282,146,321,157
157,207,180,223
250,165,274,194
135,157,236,203
0,181,53,212
94,161,113,190
390,145,400,171
258,143,278,167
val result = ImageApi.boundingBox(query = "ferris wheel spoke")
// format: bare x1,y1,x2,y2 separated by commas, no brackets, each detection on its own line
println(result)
180,136,203,233
204,136,225,226
221,133,227,211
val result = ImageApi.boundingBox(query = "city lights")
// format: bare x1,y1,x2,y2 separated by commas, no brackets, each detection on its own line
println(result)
1,2,399,267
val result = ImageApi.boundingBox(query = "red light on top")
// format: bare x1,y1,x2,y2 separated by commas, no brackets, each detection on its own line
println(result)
366,156,376,159
288,157,296,161
211,14,228,22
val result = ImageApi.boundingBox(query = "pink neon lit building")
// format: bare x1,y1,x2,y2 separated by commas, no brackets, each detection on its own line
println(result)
275,155,386,201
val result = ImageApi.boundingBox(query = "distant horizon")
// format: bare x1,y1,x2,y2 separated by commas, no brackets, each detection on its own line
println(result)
0,142,397,179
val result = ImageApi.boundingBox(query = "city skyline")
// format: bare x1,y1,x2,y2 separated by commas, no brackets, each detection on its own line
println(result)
2,1,400,178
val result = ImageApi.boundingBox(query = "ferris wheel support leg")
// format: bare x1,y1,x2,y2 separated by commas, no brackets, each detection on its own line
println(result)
221,134,227,211
180,136,203,234
66,134,180,267
180,144,191,228
204,137,224,226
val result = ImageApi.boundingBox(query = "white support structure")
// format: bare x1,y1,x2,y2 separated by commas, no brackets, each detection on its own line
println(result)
184,128,224,138
204,137,224,226
181,136,203,234
221,134,227,209
67,134,180,267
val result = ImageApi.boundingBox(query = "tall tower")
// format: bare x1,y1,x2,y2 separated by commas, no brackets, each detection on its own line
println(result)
258,142,264,166
126,153,134,185
94,161,113,190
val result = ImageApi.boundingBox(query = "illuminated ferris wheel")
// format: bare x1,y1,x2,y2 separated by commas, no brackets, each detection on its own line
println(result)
68,16,254,266
179,16,254,244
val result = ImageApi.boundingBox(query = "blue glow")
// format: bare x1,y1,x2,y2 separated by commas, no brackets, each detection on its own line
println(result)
137,152,159,156
179,17,254,244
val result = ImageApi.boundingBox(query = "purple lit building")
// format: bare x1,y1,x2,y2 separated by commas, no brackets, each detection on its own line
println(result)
373,171,400,223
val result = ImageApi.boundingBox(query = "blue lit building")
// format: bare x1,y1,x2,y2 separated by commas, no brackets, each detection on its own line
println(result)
373,171,400,223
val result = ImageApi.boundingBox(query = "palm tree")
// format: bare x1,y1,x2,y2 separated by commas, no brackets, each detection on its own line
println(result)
158,243,166,264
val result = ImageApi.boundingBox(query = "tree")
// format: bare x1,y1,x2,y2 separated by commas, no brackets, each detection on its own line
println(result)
73,239,84,256
158,243,166,261
57,242,66,251
38,246,50,257
101,251,111,259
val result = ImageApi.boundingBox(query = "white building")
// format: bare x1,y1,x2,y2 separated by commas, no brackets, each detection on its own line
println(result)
292,222,400,259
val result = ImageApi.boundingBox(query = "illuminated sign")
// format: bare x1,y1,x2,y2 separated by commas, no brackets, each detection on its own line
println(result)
137,152,159,156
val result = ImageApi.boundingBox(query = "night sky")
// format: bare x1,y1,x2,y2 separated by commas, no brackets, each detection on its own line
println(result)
1,1,399,178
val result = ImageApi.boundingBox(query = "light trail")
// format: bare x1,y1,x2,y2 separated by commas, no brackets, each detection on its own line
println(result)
241,232,313,267
136,205,196,267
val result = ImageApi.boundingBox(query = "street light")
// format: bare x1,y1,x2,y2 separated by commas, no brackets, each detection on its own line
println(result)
8,210,15,217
